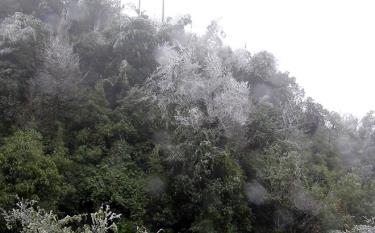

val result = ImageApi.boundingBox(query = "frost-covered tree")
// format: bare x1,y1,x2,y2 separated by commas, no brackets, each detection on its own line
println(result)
2,199,121,233
36,37,81,101
150,43,251,135
331,217,375,233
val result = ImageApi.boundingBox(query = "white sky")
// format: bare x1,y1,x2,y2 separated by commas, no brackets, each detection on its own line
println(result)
123,0,375,118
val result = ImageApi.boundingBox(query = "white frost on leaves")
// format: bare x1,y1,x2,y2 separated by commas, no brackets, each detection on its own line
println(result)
151,44,252,132
207,75,251,126
232,49,252,72
36,37,81,99
331,218,375,233
3,199,121,233
0,13,39,44
175,107,204,127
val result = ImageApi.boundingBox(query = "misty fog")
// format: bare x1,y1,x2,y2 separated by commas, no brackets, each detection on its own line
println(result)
0,1,374,233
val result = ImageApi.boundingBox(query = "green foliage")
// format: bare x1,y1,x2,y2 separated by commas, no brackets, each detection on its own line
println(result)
0,130,62,209
83,164,146,221
0,2,374,233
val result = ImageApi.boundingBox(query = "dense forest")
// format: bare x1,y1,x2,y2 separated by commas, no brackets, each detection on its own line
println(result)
0,0,374,232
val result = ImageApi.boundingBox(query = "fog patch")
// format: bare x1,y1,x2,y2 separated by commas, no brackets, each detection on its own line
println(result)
152,131,186,162
274,208,294,229
253,83,273,100
154,45,179,68
291,184,320,216
66,1,88,21
152,131,171,146
40,11,60,28
245,181,268,205
352,164,373,181
145,176,165,197
336,134,361,168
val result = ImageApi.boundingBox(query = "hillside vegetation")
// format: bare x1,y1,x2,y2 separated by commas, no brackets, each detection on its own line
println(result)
0,1,374,232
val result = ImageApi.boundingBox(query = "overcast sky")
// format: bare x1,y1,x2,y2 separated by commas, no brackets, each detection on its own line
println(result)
123,0,375,118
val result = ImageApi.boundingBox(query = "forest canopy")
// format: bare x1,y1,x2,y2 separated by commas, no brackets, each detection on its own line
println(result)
0,0,374,232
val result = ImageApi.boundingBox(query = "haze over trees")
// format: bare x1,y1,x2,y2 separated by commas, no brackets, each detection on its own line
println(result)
0,0,374,232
